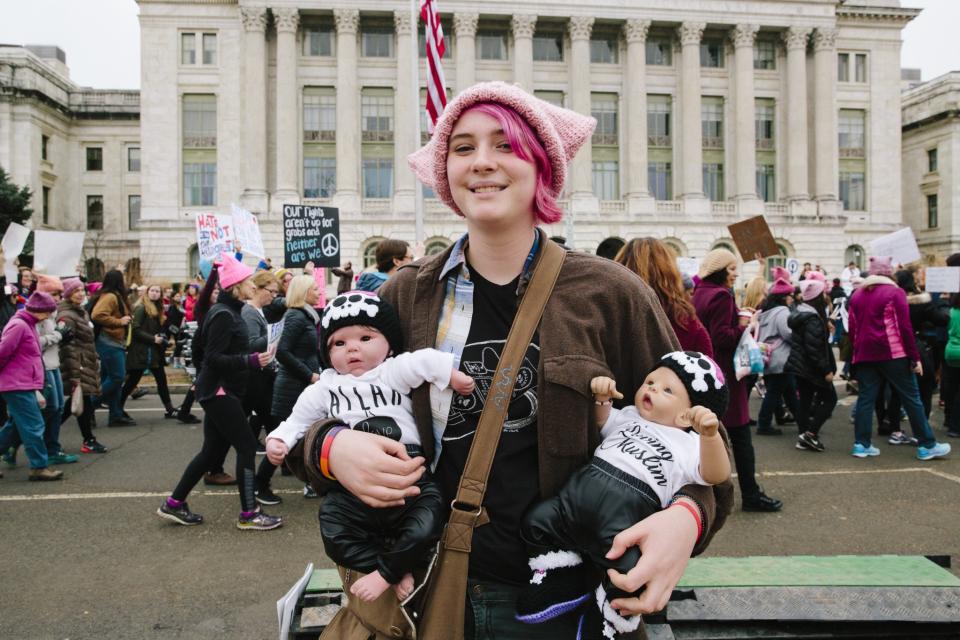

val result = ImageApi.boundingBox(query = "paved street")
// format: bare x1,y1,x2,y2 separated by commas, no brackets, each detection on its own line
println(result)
1,386,958,640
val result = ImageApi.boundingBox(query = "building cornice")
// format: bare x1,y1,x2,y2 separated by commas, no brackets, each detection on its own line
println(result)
137,0,236,4
836,5,921,26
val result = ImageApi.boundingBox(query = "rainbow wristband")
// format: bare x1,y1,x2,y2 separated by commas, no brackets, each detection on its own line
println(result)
319,426,347,481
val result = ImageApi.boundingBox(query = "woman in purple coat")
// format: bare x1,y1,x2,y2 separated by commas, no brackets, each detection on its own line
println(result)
692,249,782,512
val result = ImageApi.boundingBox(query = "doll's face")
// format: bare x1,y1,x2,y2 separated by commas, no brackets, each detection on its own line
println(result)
326,325,390,377
634,367,691,427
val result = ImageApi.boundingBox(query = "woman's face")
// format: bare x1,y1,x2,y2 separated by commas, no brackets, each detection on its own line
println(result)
725,263,739,289
256,281,278,307
163,287,173,298
147,286,162,301
210,287,219,303
305,283,320,306
69,288,85,306
446,110,537,228
172,292,182,305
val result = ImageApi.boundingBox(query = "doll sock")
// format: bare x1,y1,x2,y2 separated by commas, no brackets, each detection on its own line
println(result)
515,550,590,624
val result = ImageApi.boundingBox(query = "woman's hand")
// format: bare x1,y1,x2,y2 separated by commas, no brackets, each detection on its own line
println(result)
257,351,274,367
154,335,165,345
328,429,426,508
120,315,132,326
605,502,699,615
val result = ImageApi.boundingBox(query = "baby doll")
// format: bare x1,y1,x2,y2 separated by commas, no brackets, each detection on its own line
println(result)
266,292,474,603
515,351,730,639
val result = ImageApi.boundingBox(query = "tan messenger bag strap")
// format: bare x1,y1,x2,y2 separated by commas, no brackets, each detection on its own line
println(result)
415,238,566,640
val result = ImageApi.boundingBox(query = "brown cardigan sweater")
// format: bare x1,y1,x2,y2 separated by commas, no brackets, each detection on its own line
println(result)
91,292,129,343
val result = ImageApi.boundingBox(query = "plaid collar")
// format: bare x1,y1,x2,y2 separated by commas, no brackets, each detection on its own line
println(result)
438,230,542,294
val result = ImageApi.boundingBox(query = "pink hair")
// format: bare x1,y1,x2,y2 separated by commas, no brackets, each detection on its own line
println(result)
460,103,563,225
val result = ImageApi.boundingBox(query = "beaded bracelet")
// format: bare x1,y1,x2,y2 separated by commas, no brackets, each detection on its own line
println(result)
319,426,347,481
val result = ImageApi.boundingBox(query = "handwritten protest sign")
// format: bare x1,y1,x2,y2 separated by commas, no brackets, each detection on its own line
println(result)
268,320,285,348
869,227,921,267
925,267,960,293
33,230,85,276
785,258,801,280
231,204,265,258
727,216,779,260
1,222,30,283
282,205,340,268
195,213,234,261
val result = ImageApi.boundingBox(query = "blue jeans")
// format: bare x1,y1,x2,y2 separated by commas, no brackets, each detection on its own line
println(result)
854,358,936,448
465,578,578,639
0,390,48,468
757,373,799,430
96,336,126,419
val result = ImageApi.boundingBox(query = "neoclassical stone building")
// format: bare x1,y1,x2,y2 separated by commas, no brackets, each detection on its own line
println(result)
2,0,923,282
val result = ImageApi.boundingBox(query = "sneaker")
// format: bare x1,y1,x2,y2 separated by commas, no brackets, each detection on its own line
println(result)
81,439,108,454
303,484,318,499
203,471,236,486
29,467,64,481
796,432,825,452
776,412,797,426
948,430,960,439
157,500,203,525
851,443,880,458
48,451,80,465
176,413,201,424
515,551,589,624
2,447,17,467
256,487,282,506
108,415,137,427
237,509,283,531
755,426,783,436
255,442,267,456
887,432,917,446
742,491,783,512
916,442,951,461
130,388,149,400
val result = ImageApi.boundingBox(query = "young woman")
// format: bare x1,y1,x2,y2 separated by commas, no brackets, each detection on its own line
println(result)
90,269,134,426
183,282,200,322
121,284,176,417
304,83,731,638
157,254,281,530
756,270,800,437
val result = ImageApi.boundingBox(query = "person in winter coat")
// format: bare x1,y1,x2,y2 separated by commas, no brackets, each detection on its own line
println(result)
271,275,323,422
120,284,176,417
183,283,200,322
756,269,800,436
848,256,951,460
58,278,107,454
90,269,134,426
156,253,281,530
0,292,63,480
784,276,837,452
693,248,782,512
355,239,413,293
331,262,355,295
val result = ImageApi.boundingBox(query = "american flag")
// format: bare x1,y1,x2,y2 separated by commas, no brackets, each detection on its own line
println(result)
420,0,447,133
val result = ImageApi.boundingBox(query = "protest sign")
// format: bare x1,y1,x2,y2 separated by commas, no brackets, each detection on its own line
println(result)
676,257,700,278
195,213,234,261
1,222,31,283
231,204,265,258
727,216,779,260
925,267,960,293
268,320,285,348
313,267,327,308
33,230,85,276
785,258,801,280
869,227,921,266
282,205,340,268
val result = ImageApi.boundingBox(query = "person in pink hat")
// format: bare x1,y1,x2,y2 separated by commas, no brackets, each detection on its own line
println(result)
157,253,284,531
297,81,732,639
755,267,800,436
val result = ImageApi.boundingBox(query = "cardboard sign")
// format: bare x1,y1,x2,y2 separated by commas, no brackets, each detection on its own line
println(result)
313,267,327,308
33,230,85,277
195,213,234,261
231,204,265,258
785,258,801,280
727,216,779,261
282,205,340,268
925,267,960,293
268,320,285,348
869,227,921,267
1,222,30,283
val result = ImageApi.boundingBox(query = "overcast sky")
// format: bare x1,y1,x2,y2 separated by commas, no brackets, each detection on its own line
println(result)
0,0,956,90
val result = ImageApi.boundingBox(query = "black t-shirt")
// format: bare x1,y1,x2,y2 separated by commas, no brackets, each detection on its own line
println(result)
434,266,540,585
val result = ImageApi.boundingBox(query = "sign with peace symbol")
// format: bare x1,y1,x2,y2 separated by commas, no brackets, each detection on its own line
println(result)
282,205,341,268
320,233,339,258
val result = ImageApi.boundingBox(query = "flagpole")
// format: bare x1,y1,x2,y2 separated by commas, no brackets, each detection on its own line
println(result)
411,0,425,246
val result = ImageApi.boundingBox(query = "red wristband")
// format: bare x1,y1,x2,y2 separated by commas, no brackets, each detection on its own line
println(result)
669,500,703,542
319,426,347,481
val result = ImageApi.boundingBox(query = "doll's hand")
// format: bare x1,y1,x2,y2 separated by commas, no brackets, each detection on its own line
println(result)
686,406,719,438
450,370,475,395
590,376,623,404
265,438,289,466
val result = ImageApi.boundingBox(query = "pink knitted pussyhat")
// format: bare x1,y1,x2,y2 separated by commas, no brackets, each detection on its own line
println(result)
805,270,826,282
407,81,596,217
217,251,254,290
768,267,795,296
799,278,826,302
868,255,894,277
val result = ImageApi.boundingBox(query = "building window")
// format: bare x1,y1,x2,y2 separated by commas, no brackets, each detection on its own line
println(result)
648,162,672,200
127,147,140,172
647,95,671,147
419,29,451,58
839,110,865,157
362,158,393,198
183,94,217,148
42,186,50,225
183,163,217,207
927,194,938,228
303,27,334,57
755,100,774,149
590,35,618,64
534,91,564,108
592,161,619,200
128,195,141,229
361,28,394,58
182,94,217,207
591,94,618,145
86,147,103,171
854,53,867,83
703,163,724,201
927,148,938,173
362,241,381,269
424,238,451,256
533,30,563,62
361,90,394,142
304,157,336,198
303,89,336,141
646,37,672,65
701,98,724,149
86,195,103,230
182,32,215,65
754,40,776,70
765,243,789,276
839,171,865,211
476,30,507,60
845,245,865,271
837,52,849,82
202,33,217,65
756,164,775,202
41,135,49,161
181,33,196,65
700,39,724,68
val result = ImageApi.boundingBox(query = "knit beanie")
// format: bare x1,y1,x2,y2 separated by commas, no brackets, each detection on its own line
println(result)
656,351,729,419
217,251,254,290
408,81,596,217
868,255,894,277
698,249,738,279
36,274,63,294
799,278,826,301
25,291,57,313
768,266,794,296
805,270,826,282
320,292,403,363
62,278,84,300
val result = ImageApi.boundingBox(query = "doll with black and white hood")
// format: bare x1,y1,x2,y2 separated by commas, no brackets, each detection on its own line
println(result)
515,351,731,640
265,291,475,603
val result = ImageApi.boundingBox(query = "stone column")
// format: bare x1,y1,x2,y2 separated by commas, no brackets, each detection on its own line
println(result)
731,24,761,213
568,16,596,204
813,28,839,206
394,11,415,212
240,6,268,213
272,7,299,207
782,26,811,201
678,22,705,201
511,15,537,91
624,19,654,213
333,9,360,212
454,13,478,94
